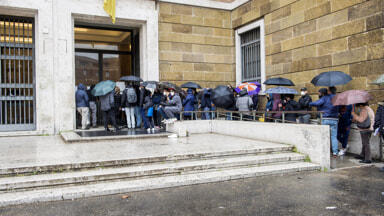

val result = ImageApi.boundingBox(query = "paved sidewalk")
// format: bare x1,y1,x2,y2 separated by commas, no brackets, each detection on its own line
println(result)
0,133,288,171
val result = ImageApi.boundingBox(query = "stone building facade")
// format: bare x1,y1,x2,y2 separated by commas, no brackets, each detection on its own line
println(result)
0,0,383,134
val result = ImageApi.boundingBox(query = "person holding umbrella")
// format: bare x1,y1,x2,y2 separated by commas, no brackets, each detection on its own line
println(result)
352,103,375,164
99,88,119,132
309,88,340,157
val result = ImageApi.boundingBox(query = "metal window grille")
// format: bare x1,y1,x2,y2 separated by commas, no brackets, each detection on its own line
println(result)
0,15,35,131
240,28,261,83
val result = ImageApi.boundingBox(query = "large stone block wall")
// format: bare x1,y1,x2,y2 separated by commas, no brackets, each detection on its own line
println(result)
159,2,236,88
232,0,384,110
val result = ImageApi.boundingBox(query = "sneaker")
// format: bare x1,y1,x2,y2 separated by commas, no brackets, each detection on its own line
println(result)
170,118,177,123
162,119,167,123
146,128,151,133
332,153,338,158
338,149,345,156
151,128,155,132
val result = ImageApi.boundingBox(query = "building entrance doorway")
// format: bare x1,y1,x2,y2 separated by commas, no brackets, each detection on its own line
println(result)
74,25,138,127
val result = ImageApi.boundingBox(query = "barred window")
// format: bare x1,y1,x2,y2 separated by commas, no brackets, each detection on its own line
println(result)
240,28,261,83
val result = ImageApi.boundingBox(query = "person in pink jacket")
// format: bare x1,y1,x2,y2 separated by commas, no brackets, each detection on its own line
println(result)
351,103,375,164
272,93,282,121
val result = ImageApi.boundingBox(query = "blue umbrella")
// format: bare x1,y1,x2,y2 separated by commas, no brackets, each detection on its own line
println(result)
264,77,295,86
264,87,298,94
92,80,116,96
311,71,352,86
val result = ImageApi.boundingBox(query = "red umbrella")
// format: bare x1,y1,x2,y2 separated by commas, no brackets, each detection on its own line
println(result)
331,90,373,106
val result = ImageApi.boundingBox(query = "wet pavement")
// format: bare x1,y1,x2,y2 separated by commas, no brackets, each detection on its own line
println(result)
75,128,167,137
1,166,383,216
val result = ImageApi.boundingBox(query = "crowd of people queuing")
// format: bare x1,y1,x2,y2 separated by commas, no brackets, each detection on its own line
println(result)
76,81,384,171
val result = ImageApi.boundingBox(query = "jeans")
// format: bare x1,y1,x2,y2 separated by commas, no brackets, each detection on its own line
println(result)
337,126,350,149
157,107,169,120
202,107,211,120
140,107,148,128
323,119,338,155
146,116,154,129
125,107,135,129
164,106,180,119
89,101,97,127
134,106,141,127
299,114,311,124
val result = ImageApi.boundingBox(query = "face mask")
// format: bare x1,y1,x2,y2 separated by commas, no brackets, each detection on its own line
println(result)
318,94,322,98
301,92,305,96
163,92,167,96
170,92,175,96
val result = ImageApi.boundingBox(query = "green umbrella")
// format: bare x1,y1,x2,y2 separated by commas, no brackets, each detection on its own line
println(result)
371,74,384,85
92,80,116,96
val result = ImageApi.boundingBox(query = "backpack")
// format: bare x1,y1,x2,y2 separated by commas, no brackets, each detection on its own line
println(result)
127,88,137,104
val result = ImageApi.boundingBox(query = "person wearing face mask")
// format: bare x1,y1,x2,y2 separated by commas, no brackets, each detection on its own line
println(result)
352,103,375,164
298,87,312,124
310,87,340,157
160,88,182,124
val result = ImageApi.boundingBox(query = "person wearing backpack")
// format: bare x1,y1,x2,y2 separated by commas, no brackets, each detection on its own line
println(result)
121,82,137,129
352,103,375,164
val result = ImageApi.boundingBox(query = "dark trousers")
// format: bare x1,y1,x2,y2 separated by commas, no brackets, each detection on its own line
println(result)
103,109,117,129
145,116,154,129
337,126,350,148
183,115,192,120
153,110,159,126
140,107,148,128
360,132,372,161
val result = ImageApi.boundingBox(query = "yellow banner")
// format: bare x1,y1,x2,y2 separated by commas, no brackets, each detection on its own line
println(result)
103,0,116,24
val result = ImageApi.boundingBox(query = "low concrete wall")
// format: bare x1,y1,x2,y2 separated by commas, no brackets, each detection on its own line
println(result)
167,120,330,169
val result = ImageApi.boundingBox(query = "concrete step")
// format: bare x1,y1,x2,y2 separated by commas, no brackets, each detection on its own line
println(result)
0,162,321,207
0,145,294,176
0,153,305,192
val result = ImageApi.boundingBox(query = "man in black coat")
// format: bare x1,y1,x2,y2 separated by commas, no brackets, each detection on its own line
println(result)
374,101,384,171
281,94,298,123
298,87,312,124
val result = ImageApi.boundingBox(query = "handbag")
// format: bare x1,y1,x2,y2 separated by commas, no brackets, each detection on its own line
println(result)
357,110,371,129
147,107,154,117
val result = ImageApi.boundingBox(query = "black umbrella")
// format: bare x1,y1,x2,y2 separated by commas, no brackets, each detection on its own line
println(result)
158,81,185,97
263,77,295,86
180,82,202,89
142,80,158,89
311,71,352,86
120,75,143,82
211,85,234,108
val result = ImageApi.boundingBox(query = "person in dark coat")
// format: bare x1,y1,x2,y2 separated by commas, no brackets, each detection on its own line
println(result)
75,83,90,130
281,94,298,123
298,87,312,124
139,84,148,129
252,94,259,111
143,89,154,132
265,93,274,122
374,101,384,171
151,89,163,128
310,88,340,157
99,90,118,132
114,86,123,126
182,88,195,120
134,85,142,128
86,84,97,128
337,105,353,156
201,88,212,120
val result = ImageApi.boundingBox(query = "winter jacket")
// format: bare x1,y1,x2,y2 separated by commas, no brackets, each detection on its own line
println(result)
309,94,339,119
265,93,273,111
272,94,282,118
143,95,154,116
236,90,253,112
283,99,299,122
99,90,115,112
298,94,312,115
152,92,162,105
75,83,89,108
160,93,182,112
121,87,136,108
182,89,196,116
352,106,375,132
374,102,384,135
139,87,145,107
252,94,259,111
86,85,96,102
201,89,212,108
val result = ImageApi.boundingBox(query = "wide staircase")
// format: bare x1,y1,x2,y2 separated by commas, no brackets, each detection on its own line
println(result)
0,140,320,207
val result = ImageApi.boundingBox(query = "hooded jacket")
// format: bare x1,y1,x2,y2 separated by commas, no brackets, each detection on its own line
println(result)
265,93,273,111
236,89,253,112
182,89,195,116
272,94,282,118
75,83,89,108
200,89,212,108
374,101,384,135
309,94,339,119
